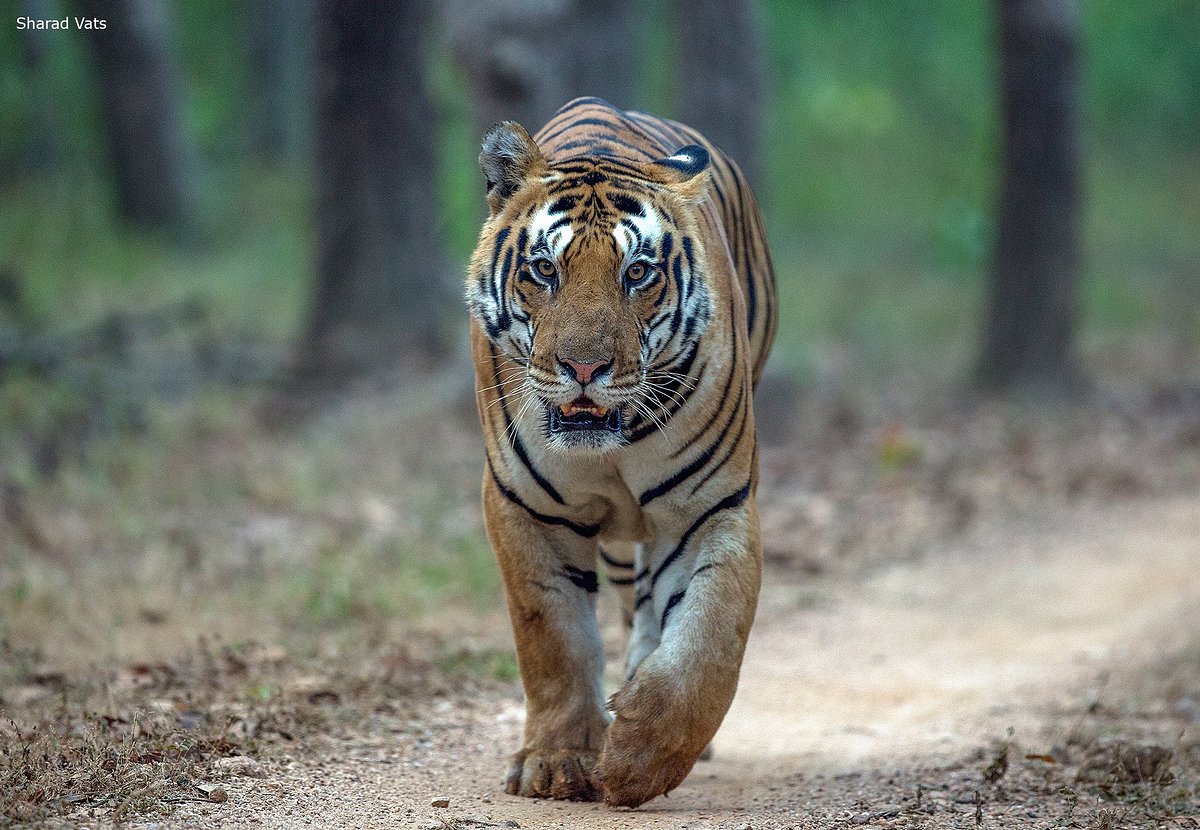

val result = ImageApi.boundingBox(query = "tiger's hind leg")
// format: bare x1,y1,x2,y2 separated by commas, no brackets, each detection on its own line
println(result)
598,542,638,632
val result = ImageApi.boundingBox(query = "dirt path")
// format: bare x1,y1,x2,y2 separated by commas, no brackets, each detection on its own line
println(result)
191,497,1200,829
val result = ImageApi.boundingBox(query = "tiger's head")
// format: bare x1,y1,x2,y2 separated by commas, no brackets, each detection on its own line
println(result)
468,122,714,454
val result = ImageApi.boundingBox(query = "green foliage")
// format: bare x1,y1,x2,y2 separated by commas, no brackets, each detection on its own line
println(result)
744,0,1199,379
0,170,309,340
1083,0,1200,145
438,646,520,682
170,0,254,157
275,531,499,630
0,8,102,173
428,33,485,261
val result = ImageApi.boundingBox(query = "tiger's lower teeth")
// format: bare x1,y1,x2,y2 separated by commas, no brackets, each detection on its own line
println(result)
561,405,608,418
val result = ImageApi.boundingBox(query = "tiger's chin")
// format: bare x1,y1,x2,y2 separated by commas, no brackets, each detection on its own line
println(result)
545,398,626,454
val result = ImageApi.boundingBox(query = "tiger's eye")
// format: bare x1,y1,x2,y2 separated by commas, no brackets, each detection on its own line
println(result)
626,263,646,283
534,259,557,279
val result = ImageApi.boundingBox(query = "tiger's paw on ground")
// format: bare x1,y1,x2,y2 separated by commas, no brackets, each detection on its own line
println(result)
504,747,602,801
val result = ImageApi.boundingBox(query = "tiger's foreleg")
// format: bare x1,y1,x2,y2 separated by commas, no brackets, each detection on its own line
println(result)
483,476,610,801
597,500,761,807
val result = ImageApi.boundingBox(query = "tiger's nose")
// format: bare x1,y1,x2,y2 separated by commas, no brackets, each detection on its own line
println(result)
559,356,611,385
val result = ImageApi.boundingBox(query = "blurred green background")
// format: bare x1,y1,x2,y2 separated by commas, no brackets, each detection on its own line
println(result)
3,0,1196,389
1,0,1198,629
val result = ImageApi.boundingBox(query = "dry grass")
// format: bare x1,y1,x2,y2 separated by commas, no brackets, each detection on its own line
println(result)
0,634,514,825
959,644,1200,829
818,709,1198,829
3,374,1200,825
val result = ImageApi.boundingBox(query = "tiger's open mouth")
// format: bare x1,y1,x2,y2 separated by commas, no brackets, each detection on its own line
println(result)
547,397,624,433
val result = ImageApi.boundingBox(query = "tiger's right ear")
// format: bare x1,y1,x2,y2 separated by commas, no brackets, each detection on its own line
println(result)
480,122,546,215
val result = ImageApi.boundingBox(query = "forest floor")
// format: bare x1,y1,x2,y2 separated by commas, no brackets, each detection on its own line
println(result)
3,377,1200,829
120,497,1200,830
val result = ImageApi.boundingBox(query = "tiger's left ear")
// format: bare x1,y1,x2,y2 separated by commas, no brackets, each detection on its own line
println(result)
647,144,711,202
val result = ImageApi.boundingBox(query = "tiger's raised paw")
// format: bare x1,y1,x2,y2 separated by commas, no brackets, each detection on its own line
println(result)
597,674,709,807
505,748,602,801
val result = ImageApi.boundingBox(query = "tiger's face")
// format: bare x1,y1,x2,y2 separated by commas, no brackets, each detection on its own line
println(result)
468,123,713,453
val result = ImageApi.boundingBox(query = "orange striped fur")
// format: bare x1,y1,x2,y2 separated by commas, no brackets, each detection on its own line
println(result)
466,97,777,807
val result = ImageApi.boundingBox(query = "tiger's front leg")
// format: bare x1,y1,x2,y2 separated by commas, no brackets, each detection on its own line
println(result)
482,476,610,801
598,496,761,807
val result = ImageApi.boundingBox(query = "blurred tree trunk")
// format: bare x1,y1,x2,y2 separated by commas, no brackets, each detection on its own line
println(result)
566,0,639,112
447,0,640,140
978,0,1081,396
294,0,451,386
15,0,61,174
670,0,766,189
248,0,312,166
80,0,199,239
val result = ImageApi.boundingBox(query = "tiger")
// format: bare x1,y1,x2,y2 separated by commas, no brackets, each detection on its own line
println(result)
466,96,777,808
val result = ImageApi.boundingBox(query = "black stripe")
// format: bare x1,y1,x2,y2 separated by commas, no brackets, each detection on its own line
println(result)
629,348,704,442
610,193,643,216
599,156,652,176
487,460,601,538
669,252,685,334
645,310,671,336
496,246,513,330
708,173,730,226
599,546,634,570
662,563,721,626
661,590,686,629
638,381,745,506
689,388,750,496
563,565,599,593
553,134,655,159
545,96,615,123
616,112,671,150
650,278,669,308
485,227,511,324
625,111,678,151
548,163,596,177
647,337,700,374
659,231,675,267
681,236,696,304
734,183,758,333
489,352,566,505
650,481,751,588
539,116,622,145
670,332,738,459
515,227,528,269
